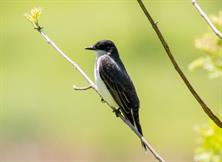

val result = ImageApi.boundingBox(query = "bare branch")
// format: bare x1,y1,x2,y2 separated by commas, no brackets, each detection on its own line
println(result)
25,8,165,162
38,30,97,91
73,85,92,91
136,0,222,128
192,0,222,39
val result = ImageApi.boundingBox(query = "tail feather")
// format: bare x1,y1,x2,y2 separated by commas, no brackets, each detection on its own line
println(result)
121,107,148,151
132,109,148,151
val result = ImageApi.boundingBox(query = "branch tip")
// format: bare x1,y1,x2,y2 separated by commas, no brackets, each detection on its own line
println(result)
155,21,159,25
25,7,42,30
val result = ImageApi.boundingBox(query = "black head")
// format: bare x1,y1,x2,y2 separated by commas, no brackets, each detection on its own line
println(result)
85,40,118,54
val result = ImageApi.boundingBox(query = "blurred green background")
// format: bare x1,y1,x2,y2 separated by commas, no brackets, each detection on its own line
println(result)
0,0,222,161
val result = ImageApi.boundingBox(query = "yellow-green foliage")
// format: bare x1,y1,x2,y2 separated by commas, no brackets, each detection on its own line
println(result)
192,12,222,162
194,122,222,162
189,12,222,79
24,7,42,29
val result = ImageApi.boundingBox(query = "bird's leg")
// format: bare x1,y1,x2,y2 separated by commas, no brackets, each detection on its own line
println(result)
113,108,121,117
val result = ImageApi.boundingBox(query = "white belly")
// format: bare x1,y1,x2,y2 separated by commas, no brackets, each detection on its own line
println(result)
94,58,119,108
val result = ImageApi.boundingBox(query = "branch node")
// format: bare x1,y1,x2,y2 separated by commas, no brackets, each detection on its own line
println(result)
34,26,43,32
155,21,159,25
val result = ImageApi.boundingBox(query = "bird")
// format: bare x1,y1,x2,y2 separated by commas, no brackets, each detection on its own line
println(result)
85,40,147,150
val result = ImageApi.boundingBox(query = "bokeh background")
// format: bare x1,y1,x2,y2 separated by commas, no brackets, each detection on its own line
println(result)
1,0,222,161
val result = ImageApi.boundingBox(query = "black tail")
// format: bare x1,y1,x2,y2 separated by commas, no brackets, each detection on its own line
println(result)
121,107,147,151
132,109,148,151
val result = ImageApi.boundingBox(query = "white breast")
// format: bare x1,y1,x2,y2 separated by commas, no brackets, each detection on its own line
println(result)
94,54,119,108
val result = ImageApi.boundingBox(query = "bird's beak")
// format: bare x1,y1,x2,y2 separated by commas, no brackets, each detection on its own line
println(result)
85,45,96,50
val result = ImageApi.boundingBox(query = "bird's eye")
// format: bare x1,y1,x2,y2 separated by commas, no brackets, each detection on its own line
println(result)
99,45,105,50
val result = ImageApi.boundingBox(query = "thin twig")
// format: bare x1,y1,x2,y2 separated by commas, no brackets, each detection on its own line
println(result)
192,0,222,39
29,24,165,162
136,0,222,128
73,85,92,91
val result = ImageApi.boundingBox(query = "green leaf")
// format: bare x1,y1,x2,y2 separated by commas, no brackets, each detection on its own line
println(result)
194,121,222,162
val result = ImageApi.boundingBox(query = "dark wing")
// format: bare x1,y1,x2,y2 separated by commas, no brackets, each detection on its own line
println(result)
98,55,140,115
99,56,146,150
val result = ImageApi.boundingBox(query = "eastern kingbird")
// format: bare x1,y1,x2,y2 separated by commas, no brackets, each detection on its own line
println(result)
86,40,147,150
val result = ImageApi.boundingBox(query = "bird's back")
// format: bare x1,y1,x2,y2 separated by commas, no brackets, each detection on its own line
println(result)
97,54,140,111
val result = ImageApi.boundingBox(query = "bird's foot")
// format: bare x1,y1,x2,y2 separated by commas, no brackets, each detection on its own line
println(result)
113,108,121,117
101,98,105,103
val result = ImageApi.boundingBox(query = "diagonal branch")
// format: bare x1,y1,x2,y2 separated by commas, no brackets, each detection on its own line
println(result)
192,0,222,39
38,28,165,162
136,0,222,128
25,8,165,162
